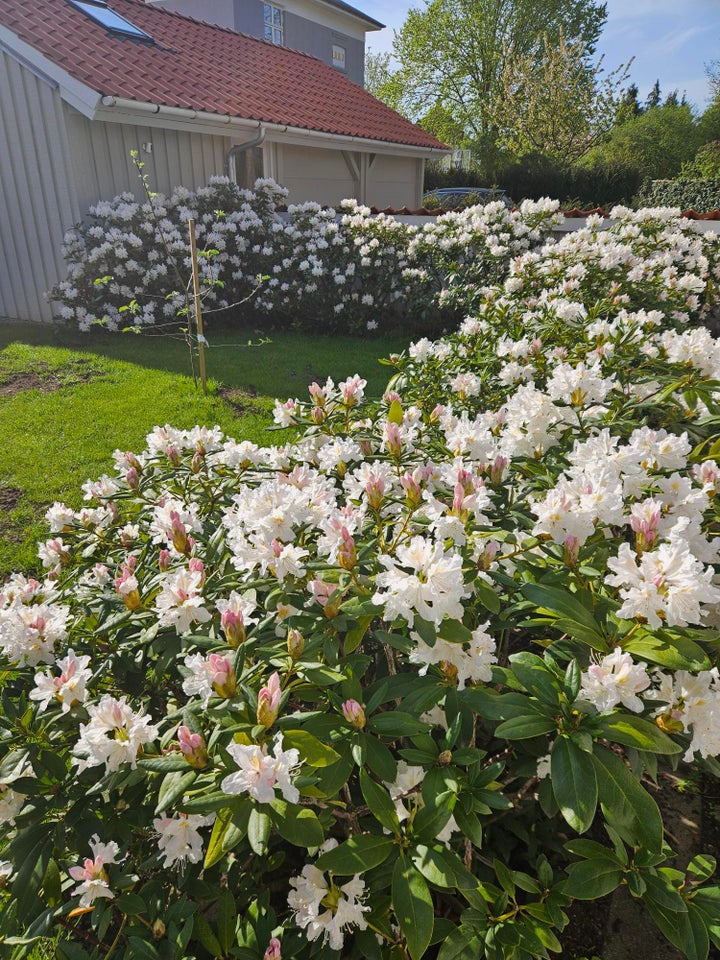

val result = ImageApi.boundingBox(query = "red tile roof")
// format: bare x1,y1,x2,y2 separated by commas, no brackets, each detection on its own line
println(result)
0,0,444,150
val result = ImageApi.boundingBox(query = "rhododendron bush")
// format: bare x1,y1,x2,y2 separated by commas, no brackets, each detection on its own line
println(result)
49,177,560,335
4,207,720,960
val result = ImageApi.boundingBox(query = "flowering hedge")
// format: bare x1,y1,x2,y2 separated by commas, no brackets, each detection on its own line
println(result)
49,177,561,335
4,206,720,960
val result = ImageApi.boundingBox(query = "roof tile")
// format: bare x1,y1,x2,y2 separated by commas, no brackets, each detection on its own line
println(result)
0,0,444,150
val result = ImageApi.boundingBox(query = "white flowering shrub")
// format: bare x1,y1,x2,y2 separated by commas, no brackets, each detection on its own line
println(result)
6,208,720,960
50,181,560,335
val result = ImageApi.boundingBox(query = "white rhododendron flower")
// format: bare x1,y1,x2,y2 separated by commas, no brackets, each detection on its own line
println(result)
579,648,651,713
606,540,720,628
73,696,159,773
30,648,92,712
221,735,301,803
154,567,212,634
373,536,469,626
288,842,369,951
153,813,212,868
409,623,497,688
68,836,122,907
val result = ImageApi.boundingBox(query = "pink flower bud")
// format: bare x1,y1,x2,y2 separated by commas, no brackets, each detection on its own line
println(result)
191,451,204,474
166,445,181,467
489,455,508,487
341,699,366,730
264,938,282,960
177,725,209,769
189,558,205,586
563,535,580,567
257,672,282,728
311,405,326,425
287,627,304,660
221,608,246,649
158,549,171,572
169,511,189,555
308,381,326,406
125,467,140,490
209,654,236,699
337,528,357,571
365,474,386,511
383,421,403,458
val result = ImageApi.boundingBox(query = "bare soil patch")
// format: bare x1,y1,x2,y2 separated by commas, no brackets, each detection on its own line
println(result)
0,486,23,512
218,385,265,417
0,358,99,397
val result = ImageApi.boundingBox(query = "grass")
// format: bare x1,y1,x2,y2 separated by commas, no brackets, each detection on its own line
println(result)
0,320,409,578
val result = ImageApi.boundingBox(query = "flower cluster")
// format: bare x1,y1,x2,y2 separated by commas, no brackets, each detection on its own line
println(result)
3,205,720,960
50,179,560,335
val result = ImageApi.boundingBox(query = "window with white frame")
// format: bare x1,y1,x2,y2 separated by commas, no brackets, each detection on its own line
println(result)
263,4,283,45
332,44,346,70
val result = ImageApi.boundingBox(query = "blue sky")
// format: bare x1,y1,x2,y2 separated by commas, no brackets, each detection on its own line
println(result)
362,0,720,110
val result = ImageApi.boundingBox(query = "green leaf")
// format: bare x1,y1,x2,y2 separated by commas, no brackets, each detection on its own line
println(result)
521,583,607,649
624,631,709,671
138,754,189,773
125,938,161,960
412,791,457,843
280,730,340,767
592,747,663,853
344,614,374,654
204,806,247,869
193,912,223,957
551,737,597,834
411,844,472,890
595,714,682,755
115,892,147,915
687,854,717,882
155,769,197,815
642,878,711,960
360,767,400,833
271,800,324,848
393,854,434,960
474,578,501,615
494,714,556,739
315,834,395,874
438,620,474,644
509,651,561,704
388,399,404,424
368,712,431,736
216,888,237,955
563,858,624,899
248,806,271,855
437,928,483,960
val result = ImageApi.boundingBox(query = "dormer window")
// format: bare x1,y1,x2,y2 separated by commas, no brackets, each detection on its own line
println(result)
65,0,154,42
263,4,283,45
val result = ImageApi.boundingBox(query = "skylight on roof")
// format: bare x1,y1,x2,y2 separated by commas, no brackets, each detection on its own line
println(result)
65,0,154,41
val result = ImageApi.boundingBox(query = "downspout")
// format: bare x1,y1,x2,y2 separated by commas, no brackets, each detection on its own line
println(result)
226,124,266,181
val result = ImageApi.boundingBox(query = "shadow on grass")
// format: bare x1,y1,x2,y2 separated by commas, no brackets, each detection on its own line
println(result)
0,318,410,398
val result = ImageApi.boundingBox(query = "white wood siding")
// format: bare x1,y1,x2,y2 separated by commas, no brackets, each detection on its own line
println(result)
278,144,357,206
366,155,422,209
0,50,79,322
63,107,230,213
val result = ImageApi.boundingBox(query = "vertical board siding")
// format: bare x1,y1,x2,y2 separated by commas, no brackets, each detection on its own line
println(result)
0,51,79,322
64,108,230,213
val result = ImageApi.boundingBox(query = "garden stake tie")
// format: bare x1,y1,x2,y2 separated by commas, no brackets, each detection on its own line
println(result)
188,217,208,393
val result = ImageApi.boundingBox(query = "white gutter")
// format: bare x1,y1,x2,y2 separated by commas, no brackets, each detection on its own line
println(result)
99,95,449,158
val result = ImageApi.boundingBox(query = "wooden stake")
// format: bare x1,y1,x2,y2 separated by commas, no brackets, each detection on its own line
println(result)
188,217,207,394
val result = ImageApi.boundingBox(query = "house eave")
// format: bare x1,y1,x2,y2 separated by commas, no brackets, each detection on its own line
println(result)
0,24,100,118
97,95,449,158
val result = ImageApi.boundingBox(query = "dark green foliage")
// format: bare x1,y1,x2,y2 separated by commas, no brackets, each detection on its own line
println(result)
633,178,720,213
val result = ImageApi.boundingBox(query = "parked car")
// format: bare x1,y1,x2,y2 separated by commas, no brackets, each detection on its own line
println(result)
422,186,512,209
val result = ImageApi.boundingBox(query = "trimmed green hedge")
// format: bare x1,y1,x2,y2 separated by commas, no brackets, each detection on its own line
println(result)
633,177,720,212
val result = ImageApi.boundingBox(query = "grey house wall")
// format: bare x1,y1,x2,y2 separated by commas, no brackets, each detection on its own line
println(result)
150,0,365,84
0,47,80,322
284,12,364,85
63,106,232,213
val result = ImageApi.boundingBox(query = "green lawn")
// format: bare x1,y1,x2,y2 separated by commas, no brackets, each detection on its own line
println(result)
0,320,409,578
